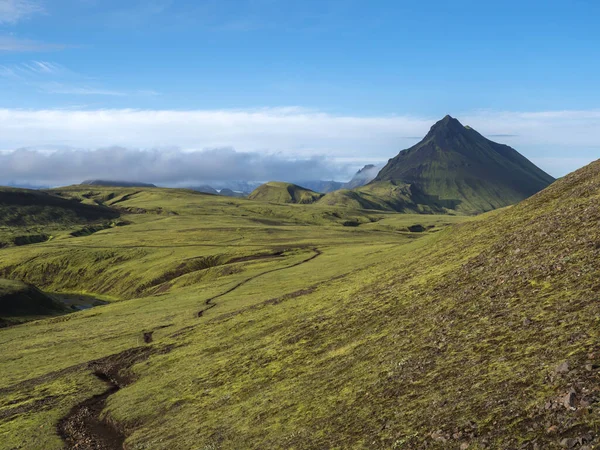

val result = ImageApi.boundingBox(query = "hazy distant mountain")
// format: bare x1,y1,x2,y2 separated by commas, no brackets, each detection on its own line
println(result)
342,165,379,189
81,180,157,188
210,181,261,194
188,185,219,195
294,180,344,193
218,188,246,198
5,182,50,190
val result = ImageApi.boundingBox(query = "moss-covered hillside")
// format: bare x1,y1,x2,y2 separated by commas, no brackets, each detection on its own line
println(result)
248,181,324,204
0,279,66,327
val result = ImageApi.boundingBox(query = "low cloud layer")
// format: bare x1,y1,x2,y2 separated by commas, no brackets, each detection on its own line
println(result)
351,165,380,184
0,108,599,186
0,146,348,187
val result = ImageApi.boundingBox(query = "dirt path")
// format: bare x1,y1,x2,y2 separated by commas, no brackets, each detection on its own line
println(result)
57,249,322,448
197,248,321,317
58,346,168,450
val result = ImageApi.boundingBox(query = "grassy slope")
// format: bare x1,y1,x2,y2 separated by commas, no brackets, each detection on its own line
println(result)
0,187,119,226
319,181,453,214
0,187,120,248
0,279,67,326
248,182,324,204
2,160,599,450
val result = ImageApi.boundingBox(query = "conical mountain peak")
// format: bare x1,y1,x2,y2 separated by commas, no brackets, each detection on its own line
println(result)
426,115,467,138
373,117,555,214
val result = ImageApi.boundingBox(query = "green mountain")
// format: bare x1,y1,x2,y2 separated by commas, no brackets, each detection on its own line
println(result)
373,115,555,214
248,181,324,204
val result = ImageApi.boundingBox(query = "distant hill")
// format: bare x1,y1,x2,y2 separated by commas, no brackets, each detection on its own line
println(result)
248,182,324,204
188,185,219,195
372,115,555,214
82,180,157,188
0,187,119,227
185,175,377,197
342,164,380,189
0,279,66,326
318,181,446,213
219,188,246,198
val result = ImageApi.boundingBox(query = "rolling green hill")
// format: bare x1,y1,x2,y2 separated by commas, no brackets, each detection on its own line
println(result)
373,115,555,214
0,187,121,248
248,181,324,204
0,187,119,227
1,159,600,449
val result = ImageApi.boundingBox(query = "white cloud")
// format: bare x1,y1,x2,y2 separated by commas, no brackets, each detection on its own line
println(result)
0,0,43,23
0,60,65,78
0,61,145,96
27,60,63,74
41,83,127,96
461,110,600,148
0,108,597,182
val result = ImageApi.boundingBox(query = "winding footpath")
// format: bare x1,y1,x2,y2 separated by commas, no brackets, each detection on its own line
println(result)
57,248,322,449
197,248,322,317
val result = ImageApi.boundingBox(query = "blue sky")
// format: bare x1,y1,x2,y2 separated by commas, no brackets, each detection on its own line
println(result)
0,0,599,185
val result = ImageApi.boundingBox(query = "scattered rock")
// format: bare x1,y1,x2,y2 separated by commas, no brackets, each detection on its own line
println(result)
546,425,559,434
460,443,469,450
523,317,532,326
143,331,153,344
430,431,447,443
560,438,578,448
563,387,577,410
555,361,570,374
